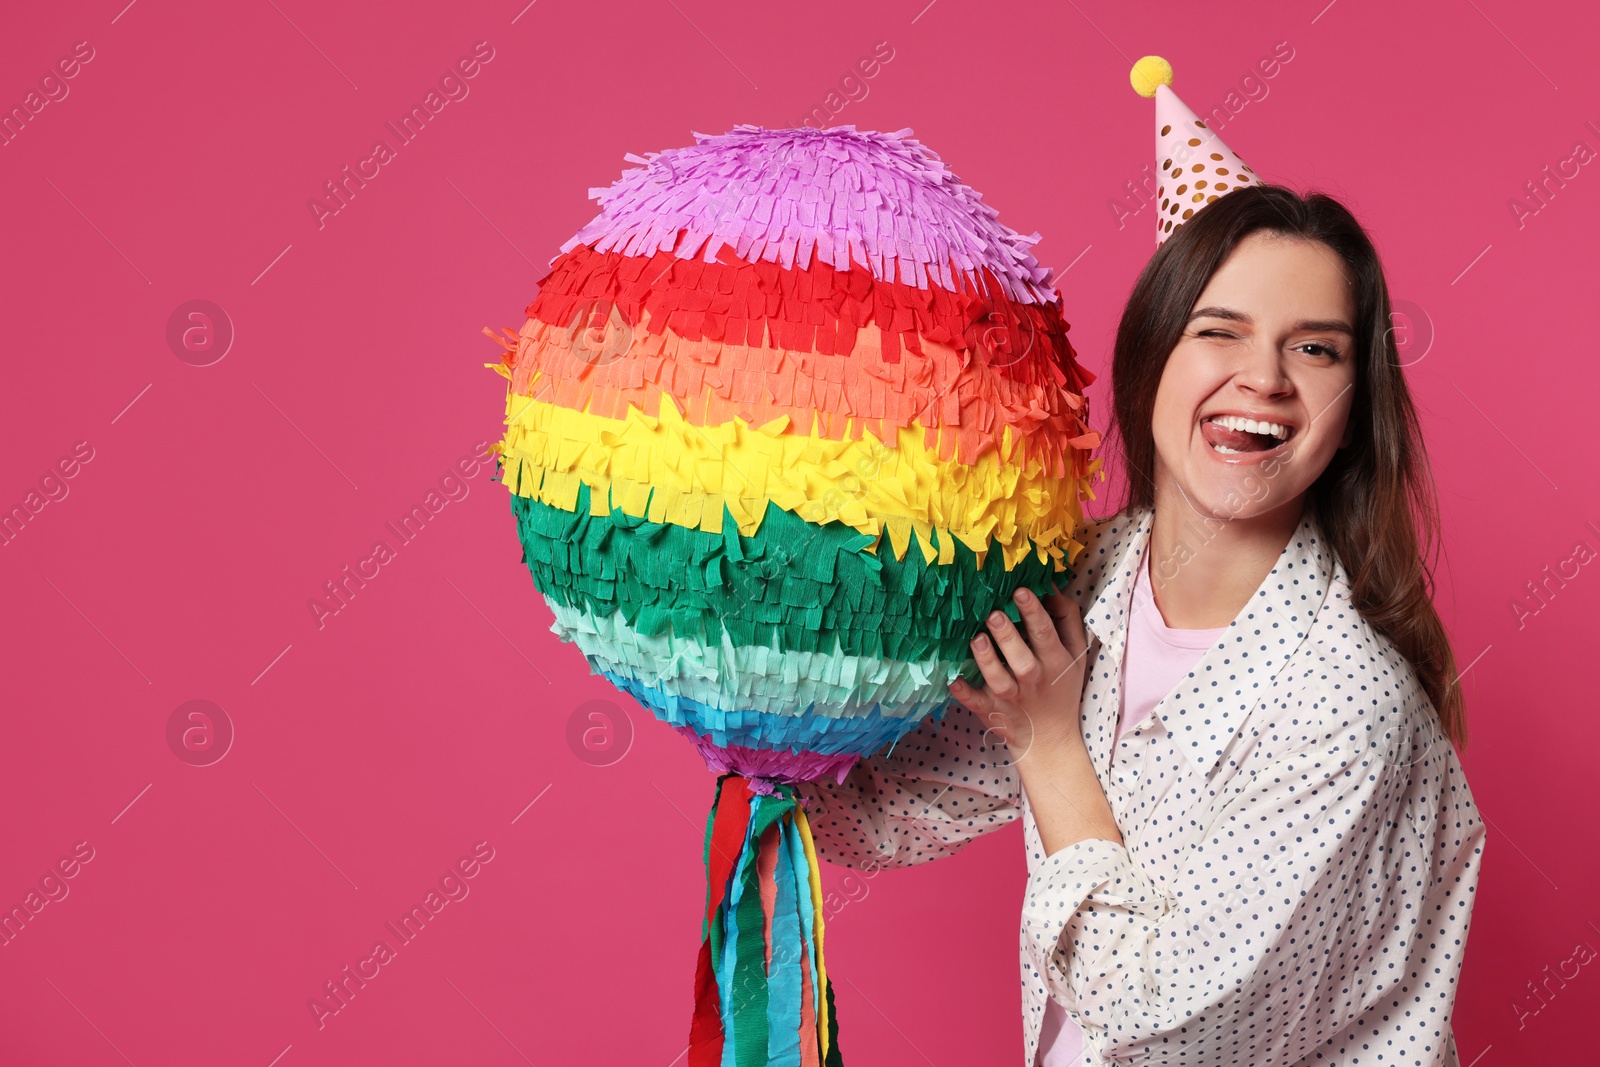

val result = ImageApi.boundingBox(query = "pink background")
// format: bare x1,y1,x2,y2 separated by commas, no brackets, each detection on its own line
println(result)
1,0,1595,1063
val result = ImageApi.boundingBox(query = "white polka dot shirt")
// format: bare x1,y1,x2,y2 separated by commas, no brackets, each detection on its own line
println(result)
797,504,1486,1066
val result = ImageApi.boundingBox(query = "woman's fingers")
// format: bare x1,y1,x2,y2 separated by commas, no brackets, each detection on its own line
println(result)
1042,590,1087,660
969,632,1019,698
1012,588,1066,667
1060,597,1087,657
957,590,1075,746
982,610,1041,685
1041,588,1074,623
948,673,992,711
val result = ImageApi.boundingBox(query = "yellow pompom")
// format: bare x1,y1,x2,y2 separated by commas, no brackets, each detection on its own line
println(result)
1129,56,1173,98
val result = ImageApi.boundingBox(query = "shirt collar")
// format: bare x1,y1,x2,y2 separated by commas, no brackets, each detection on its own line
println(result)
1078,503,1340,780
1080,505,1155,650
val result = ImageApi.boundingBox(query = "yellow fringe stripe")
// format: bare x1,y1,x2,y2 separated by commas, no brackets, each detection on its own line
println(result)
492,387,1101,572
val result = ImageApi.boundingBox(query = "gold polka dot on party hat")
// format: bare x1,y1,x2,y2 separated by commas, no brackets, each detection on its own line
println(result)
1210,153,1223,161
1183,208,1194,219
1196,180,1208,189
1161,124,1172,135
1187,137,1202,146
1215,182,1228,191
1207,194,1219,203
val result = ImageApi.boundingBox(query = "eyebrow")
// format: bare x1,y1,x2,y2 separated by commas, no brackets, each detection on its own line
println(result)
1187,306,1355,335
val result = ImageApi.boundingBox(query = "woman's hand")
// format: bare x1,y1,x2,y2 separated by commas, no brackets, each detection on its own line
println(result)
947,584,1091,768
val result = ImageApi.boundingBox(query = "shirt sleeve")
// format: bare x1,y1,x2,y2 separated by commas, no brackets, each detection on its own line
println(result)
795,702,1023,870
1020,722,1477,1065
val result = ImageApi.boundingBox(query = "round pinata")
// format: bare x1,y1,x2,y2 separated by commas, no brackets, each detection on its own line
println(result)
483,123,1101,1066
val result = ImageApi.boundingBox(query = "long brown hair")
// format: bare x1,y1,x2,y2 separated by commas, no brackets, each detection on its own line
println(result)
1108,184,1465,746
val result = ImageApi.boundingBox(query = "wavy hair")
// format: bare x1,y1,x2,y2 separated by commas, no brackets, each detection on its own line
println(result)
1107,184,1465,746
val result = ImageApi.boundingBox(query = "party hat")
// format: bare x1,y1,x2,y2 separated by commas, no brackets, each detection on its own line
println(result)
1130,56,1260,245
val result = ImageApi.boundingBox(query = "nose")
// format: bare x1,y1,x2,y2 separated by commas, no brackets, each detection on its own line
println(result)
1234,339,1293,398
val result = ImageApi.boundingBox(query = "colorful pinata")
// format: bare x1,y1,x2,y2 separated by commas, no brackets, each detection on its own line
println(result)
484,124,1101,1067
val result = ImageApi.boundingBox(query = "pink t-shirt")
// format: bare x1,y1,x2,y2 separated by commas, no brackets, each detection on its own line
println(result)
1038,550,1227,1065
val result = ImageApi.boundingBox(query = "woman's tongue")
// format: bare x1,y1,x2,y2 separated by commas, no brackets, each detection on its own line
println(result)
1200,418,1273,452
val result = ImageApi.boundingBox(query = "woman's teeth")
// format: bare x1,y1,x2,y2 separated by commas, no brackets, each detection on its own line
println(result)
1207,414,1291,440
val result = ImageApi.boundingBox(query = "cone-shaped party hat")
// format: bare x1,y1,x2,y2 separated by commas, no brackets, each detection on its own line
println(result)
1130,56,1261,245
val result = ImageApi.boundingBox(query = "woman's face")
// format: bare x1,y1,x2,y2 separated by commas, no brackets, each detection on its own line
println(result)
1149,231,1358,523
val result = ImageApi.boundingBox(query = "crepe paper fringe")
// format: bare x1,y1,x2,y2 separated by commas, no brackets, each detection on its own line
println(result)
565,124,1055,309
520,246,1080,384
548,600,959,720
483,253,1101,474
509,485,1070,665
495,389,1099,574
691,775,843,1067
673,728,862,786
603,669,949,756
610,666,941,756
518,243,1093,385
487,317,1093,478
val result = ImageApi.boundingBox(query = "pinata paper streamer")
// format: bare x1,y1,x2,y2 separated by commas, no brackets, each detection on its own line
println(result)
484,125,1102,1066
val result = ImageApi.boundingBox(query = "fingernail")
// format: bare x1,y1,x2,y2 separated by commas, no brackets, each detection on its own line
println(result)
988,611,1004,624
1015,588,1033,602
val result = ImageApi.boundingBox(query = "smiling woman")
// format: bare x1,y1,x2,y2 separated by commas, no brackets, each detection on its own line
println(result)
798,180,1486,1067
799,141,1484,1067
1112,186,1463,723
1158,236,1355,489
792,56,1489,1065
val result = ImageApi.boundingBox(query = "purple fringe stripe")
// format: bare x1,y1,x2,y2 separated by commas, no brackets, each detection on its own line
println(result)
559,124,1061,306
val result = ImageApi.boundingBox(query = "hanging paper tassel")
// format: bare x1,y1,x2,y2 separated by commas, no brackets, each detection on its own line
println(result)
691,774,844,1067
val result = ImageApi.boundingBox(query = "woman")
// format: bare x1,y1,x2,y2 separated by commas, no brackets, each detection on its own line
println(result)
795,184,1486,1066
